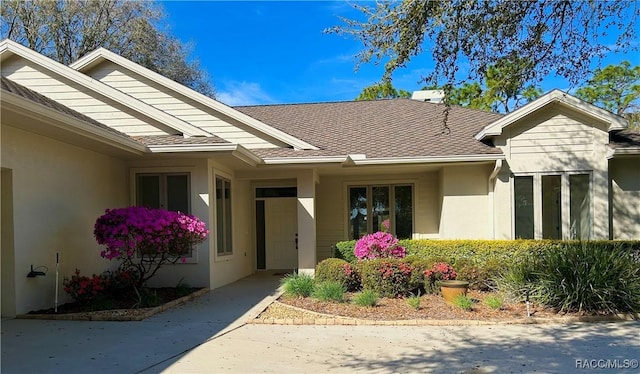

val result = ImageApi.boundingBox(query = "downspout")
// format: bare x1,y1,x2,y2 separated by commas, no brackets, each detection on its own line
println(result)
488,160,503,239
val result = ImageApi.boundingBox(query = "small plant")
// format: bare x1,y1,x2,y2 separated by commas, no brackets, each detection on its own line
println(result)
312,281,345,302
315,258,361,291
352,289,379,307
484,295,503,310
407,291,421,310
63,269,110,304
354,231,406,260
281,272,315,298
452,294,473,311
359,259,414,297
134,287,161,308
175,278,193,297
424,262,457,293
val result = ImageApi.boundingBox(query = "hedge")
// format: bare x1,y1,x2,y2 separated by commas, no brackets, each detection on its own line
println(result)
333,239,640,290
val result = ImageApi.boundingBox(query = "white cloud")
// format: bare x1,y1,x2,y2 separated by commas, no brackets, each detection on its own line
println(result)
217,81,276,106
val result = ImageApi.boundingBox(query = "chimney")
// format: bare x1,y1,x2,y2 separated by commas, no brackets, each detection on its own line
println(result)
411,90,444,103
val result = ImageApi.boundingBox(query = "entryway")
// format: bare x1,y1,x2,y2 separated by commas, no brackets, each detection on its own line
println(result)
255,187,298,271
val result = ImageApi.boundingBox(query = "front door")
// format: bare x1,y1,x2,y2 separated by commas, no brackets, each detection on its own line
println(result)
263,198,298,270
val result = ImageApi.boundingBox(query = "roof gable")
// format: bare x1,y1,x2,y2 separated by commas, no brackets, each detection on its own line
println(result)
70,47,318,150
0,39,211,138
475,89,628,140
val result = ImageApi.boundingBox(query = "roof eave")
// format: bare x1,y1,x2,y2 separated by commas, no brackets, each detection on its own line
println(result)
71,48,319,151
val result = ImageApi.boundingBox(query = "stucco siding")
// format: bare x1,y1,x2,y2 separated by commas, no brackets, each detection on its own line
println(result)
1,56,172,136
1,125,128,315
439,164,492,239
86,62,286,149
315,171,440,261
610,158,640,239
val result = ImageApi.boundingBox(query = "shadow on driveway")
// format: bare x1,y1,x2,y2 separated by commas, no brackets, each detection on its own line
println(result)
1,272,283,374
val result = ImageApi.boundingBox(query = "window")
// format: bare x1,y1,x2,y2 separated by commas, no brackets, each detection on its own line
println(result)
136,173,190,213
512,173,591,240
216,176,233,256
348,185,413,239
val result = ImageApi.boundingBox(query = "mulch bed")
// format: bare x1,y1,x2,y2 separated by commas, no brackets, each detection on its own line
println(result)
260,290,619,322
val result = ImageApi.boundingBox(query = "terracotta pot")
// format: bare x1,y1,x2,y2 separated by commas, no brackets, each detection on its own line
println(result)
439,280,469,304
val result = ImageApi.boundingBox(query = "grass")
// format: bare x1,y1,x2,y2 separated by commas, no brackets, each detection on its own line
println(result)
484,295,503,310
312,281,346,302
452,295,474,311
407,292,421,310
353,289,379,307
281,272,315,298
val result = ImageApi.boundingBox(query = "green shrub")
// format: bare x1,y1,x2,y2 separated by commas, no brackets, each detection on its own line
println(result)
334,240,357,263
453,294,474,311
281,272,315,298
315,258,361,291
402,256,431,294
484,295,503,310
407,292,421,310
359,259,413,297
530,242,640,313
312,281,345,302
353,289,379,307
495,259,539,303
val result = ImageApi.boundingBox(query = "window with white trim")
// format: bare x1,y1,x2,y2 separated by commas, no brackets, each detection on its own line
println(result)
513,173,592,239
216,176,233,256
348,184,413,239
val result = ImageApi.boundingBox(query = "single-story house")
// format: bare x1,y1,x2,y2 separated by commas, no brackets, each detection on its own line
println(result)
1,39,639,316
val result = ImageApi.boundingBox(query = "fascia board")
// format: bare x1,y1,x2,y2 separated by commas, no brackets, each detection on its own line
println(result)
2,91,148,155
607,147,640,159
262,156,347,165
71,48,319,150
146,143,263,166
475,90,628,141
1,40,211,137
348,154,506,165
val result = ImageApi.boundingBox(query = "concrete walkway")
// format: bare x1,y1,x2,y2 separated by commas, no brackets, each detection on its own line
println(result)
2,273,639,373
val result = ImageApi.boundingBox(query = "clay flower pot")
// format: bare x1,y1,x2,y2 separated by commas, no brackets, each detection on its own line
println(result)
439,280,469,304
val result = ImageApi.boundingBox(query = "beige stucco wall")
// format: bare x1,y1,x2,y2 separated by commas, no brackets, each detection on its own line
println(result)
493,105,611,239
439,164,493,239
610,157,640,239
1,125,129,315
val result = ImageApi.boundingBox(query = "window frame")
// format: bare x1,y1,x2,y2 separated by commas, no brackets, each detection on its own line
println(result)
131,167,197,263
346,183,415,240
214,174,233,258
511,171,593,240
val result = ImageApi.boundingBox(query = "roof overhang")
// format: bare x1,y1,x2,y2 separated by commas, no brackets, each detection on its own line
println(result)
343,153,505,166
0,39,212,138
70,48,319,150
475,90,628,141
146,143,263,167
607,147,640,159
1,89,147,157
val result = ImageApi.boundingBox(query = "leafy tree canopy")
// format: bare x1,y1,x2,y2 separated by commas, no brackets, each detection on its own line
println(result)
1,0,214,97
331,0,638,104
355,80,411,100
575,61,640,119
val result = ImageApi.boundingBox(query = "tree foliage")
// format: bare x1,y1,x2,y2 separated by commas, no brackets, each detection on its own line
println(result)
1,0,214,97
355,80,411,100
575,61,640,119
330,1,638,103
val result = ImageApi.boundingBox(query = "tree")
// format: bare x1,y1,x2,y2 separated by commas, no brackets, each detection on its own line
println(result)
356,80,411,100
330,1,638,104
1,0,214,97
575,61,640,123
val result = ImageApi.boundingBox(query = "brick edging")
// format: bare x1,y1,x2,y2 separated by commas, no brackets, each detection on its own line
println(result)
16,287,210,321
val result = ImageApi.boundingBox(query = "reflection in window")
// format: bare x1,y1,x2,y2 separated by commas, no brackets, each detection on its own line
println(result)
570,174,591,239
348,185,413,239
216,176,232,256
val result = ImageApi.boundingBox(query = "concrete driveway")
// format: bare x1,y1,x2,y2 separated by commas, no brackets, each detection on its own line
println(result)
2,272,639,373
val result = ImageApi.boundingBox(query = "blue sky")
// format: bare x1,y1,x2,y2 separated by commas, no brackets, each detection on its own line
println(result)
161,1,639,106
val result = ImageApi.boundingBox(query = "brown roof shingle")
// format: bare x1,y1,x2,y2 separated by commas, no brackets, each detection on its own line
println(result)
235,99,503,158
610,129,640,148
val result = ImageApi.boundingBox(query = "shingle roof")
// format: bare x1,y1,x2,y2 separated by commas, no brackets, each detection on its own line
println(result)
610,129,640,148
235,99,504,158
132,135,229,146
1,76,132,141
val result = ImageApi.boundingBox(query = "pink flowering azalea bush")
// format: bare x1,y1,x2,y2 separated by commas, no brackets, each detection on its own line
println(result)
424,262,458,293
354,231,406,260
94,207,209,287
